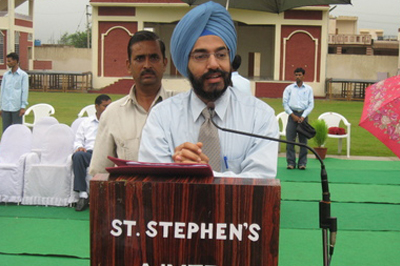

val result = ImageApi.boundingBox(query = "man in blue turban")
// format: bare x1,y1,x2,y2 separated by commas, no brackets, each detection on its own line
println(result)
139,1,279,178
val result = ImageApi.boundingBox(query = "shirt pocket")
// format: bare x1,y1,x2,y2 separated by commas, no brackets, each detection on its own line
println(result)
116,137,140,161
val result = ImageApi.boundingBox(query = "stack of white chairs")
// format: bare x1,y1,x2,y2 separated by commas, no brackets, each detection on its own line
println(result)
23,103,56,128
0,125,32,203
22,124,75,206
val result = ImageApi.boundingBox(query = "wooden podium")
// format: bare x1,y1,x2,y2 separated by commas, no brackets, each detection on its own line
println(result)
90,173,281,266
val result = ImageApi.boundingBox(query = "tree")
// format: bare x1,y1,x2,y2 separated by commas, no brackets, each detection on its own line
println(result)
58,31,90,48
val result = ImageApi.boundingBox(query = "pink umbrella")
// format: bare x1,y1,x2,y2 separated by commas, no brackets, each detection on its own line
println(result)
359,75,400,158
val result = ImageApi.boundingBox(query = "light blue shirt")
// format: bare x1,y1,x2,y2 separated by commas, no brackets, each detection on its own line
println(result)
139,88,279,179
282,82,314,118
0,67,29,112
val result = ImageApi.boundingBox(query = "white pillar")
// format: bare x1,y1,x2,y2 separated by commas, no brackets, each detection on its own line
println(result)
7,0,15,54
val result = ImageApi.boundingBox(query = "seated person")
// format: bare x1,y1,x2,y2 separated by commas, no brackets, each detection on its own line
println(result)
138,2,278,178
73,94,111,211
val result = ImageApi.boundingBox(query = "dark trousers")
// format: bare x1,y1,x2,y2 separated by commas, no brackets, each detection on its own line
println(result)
72,150,93,192
2,111,22,133
286,111,308,167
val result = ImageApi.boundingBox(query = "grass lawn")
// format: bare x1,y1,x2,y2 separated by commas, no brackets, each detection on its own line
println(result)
1,91,396,157
262,98,395,157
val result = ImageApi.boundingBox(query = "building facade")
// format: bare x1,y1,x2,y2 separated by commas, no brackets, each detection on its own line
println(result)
0,0,34,75
90,0,332,97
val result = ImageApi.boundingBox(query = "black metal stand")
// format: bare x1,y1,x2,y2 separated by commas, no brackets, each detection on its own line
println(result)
210,119,338,266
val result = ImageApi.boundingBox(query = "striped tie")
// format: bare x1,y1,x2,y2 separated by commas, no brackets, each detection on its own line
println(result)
198,107,221,171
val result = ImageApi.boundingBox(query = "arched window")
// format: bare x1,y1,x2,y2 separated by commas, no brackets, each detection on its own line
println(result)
0,32,4,64
15,31,20,56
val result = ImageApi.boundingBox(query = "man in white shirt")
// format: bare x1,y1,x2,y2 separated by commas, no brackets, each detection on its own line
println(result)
139,2,279,178
73,94,111,211
231,55,251,95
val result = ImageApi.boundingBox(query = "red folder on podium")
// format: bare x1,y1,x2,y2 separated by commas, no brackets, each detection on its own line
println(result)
105,156,214,177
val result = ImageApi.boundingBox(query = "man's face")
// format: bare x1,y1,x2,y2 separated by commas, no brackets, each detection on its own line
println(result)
295,72,304,83
6,57,18,69
95,99,112,118
188,35,232,102
126,40,167,89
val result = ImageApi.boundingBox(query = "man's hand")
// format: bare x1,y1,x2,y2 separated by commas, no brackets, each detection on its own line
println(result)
298,116,305,123
291,113,301,123
19,108,25,117
173,142,209,164
75,147,87,153
0,110,2,116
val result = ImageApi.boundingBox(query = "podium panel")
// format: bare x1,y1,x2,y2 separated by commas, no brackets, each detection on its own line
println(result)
90,174,281,266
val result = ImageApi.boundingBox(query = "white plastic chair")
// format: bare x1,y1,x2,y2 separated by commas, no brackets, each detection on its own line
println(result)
32,117,59,152
23,103,56,128
318,112,351,158
71,117,86,135
77,104,96,118
0,124,32,203
276,111,289,138
22,124,75,206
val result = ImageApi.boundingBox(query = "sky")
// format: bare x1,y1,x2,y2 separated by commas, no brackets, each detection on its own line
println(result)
16,0,400,43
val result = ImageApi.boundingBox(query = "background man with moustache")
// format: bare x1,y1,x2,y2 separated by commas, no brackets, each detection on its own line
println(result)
89,31,176,175
139,2,279,178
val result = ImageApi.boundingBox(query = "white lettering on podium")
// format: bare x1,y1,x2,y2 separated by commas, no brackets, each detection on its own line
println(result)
111,220,261,242
142,263,217,266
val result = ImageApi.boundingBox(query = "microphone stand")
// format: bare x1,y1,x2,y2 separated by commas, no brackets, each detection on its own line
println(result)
209,109,337,266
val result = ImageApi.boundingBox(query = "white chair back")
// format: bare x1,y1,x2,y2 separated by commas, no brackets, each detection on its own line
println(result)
318,112,351,158
41,124,75,165
318,112,347,128
23,103,56,128
32,117,59,150
0,124,32,164
71,117,86,135
78,104,96,118
276,111,289,137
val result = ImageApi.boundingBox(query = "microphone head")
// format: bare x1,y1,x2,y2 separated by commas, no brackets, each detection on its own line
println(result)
207,102,215,111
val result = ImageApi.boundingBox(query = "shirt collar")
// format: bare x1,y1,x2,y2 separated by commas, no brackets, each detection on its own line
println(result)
89,114,99,123
190,87,231,123
121,84,166,108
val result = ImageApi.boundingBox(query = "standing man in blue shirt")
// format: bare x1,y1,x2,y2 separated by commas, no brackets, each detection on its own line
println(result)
282,67,314,170
0,53,29,132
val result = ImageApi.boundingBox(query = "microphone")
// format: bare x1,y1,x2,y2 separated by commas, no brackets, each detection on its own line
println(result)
207,102,337,266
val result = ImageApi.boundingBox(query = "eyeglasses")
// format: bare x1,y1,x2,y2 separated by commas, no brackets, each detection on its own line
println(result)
190,49,230,62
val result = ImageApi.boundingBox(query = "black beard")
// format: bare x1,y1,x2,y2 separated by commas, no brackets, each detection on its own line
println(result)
188,69,231,102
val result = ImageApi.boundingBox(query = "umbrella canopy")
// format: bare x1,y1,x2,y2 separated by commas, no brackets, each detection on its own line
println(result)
359,75,400,158
181,0,351,13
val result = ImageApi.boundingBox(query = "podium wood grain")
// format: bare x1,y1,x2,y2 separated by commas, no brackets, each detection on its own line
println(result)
90,174,281,266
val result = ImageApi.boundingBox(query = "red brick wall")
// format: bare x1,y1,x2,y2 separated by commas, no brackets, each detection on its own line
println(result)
98,22,137,77
284,10,323,20
255,82,292,98
19,32,30,70
280,26,321,82
99,6,136,16
15,19,33,28
33,60,52,70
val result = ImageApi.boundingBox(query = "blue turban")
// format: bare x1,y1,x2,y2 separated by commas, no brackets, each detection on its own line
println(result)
170,1,237,77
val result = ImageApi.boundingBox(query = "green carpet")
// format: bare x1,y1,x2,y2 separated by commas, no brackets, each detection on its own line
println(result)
0,157,399,266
